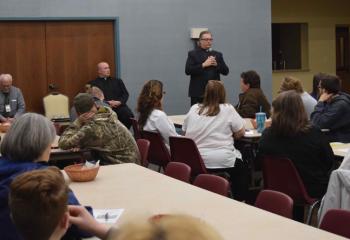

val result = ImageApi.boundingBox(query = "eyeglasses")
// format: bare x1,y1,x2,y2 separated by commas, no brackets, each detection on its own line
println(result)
200,38,213,41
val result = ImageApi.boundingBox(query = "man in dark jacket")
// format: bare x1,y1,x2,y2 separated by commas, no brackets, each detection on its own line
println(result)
89,62,134,129
311,74,350,143
185,31,229,105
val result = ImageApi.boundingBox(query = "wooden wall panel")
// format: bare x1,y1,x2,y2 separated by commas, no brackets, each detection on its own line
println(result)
0,22,47,113
45,21,116,105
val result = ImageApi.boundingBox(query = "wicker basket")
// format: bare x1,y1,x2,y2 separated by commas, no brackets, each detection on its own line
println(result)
64,163,99,182
0,123,11,133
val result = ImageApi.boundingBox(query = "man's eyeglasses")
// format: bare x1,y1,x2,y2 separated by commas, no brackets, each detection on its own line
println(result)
200,38,213,41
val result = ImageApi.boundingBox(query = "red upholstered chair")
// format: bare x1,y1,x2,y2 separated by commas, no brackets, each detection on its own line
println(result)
255,190,293,219
165,162,191,183
193,174,230,197
319,209,350,238
130,118,141,140
140,130,171,172
169,136,208,178
262,156,320,224
136,139,150,167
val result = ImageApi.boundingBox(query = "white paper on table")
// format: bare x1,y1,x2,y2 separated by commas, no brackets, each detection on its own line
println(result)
245,130,255,135
93,208,124,224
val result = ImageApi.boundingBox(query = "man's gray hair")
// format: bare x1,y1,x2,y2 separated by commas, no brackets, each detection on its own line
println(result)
1,113,56,162
0,74,12,82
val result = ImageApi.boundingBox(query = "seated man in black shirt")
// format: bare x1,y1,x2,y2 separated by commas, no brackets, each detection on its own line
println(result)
89,62,134,129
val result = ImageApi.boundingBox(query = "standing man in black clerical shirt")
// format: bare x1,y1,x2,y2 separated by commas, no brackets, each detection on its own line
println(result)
89,62,134,129
185,31,229,105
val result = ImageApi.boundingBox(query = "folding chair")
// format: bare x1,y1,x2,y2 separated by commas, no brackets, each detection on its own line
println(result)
165,162,191,183
130,118,141,140
262,156,320,224
319,209,350,238
255,189,293,218
141,130,171,172
169,136,208,178
136,139,150,167
193,174,230,197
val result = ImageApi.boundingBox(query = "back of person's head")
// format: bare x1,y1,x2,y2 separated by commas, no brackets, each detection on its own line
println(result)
240,70,261,89
91,86,104,100
279,76,304,93
1,113,56,162
199,80,226,116
271,90,310,137
74,93,95,114
9,167,69,240
319,74,341,94
113,214,223,240
136,80,163,128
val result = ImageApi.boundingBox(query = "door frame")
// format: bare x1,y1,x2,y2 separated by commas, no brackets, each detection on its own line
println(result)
0,17,121,78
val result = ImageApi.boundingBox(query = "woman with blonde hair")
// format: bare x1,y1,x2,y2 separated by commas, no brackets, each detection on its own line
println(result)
110,214,223,240
136,80,178,148
183,80,248,200
279,76,316,118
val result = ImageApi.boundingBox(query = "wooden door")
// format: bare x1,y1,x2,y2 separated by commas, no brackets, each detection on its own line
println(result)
336,26,350,93
45,21,116,105
0,21,47,112
0,20,116,113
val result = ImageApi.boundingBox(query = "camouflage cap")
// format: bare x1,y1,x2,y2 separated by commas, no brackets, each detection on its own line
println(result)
74,93,95,114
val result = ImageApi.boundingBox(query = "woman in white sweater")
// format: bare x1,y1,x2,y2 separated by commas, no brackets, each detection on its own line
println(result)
183,80,248,200
136,80,178,149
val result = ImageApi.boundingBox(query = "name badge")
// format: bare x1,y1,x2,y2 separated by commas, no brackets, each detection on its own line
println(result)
5,104,11,113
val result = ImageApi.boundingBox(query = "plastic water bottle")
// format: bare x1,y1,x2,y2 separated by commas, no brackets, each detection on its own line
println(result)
255,112,266,133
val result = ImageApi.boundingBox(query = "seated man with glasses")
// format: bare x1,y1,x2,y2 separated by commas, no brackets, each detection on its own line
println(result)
311,74,350,143
185,31,229,105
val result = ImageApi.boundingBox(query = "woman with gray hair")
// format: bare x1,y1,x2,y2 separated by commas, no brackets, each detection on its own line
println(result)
0,113,91,240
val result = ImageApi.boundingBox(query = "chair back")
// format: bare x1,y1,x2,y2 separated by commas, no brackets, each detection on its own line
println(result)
130,118,141,139
169,136,207,177
141,130,171,171
255,190,293,219
193,174,229,197
136,139,150,167
165,162,191,183
262,156,315,204
43,93,70,120
319,209,350,238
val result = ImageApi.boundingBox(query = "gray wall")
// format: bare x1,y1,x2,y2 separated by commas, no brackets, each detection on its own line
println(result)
0,0,272,115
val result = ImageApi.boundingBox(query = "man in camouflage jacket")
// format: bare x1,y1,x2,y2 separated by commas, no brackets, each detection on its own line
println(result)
59,93,140,165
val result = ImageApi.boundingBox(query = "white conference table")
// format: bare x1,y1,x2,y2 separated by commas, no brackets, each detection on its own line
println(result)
67,164,345,240
168,115,262,138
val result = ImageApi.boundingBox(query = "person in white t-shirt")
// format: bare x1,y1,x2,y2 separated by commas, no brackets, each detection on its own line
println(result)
136,80,179,149
183,80,248,200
